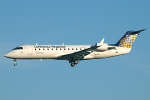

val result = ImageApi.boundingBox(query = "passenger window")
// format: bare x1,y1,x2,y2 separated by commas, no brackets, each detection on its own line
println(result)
39,48,40,50
76,48,78,50
52,48,53,50
47,48,49,50
72,48,74,50
35,49,36,50
43,48,45,50
68,48,70,50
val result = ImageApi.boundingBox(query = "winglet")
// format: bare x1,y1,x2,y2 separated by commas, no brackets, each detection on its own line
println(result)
100,38,104,45
95,38,104,46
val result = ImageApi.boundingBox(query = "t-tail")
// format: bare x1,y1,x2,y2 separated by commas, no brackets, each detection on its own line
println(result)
115,29,146,48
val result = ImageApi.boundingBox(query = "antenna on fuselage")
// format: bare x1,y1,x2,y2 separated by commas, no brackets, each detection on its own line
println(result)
36,43,38,45
62,43,64,45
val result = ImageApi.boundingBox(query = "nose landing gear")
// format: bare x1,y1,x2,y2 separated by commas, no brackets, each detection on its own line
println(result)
13,59,17,66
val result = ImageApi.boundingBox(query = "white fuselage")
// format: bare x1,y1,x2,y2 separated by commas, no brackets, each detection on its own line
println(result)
4,29,144,67
4,44,131,60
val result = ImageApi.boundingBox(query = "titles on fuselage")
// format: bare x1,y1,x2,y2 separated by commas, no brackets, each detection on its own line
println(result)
34,45,66,48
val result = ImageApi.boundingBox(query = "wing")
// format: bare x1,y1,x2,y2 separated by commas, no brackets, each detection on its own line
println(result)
57,46,98,62
57,38,105,62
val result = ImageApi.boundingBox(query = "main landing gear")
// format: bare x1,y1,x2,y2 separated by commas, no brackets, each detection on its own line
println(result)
70,61,78,67
13,59,17,66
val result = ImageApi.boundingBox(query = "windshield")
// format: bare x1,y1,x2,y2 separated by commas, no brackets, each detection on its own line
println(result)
12,47,23,50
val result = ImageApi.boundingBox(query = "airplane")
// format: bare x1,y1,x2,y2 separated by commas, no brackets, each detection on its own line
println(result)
4,29,145,67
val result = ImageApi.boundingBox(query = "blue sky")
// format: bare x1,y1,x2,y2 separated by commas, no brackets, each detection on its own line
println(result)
0,0,150,100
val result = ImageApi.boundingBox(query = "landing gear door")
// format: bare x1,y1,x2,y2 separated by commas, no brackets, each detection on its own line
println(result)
27,45,33,55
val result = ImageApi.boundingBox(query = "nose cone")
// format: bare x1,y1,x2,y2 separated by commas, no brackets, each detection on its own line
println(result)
4,52,13,58
4,53,10,58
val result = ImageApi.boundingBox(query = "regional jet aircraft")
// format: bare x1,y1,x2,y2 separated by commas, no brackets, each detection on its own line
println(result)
4,29,145,67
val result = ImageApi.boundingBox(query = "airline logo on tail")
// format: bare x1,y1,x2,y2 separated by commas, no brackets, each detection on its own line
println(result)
115,29,145,48
118,33,137,48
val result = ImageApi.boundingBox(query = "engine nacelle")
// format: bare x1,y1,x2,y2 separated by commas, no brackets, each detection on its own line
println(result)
95,43,108,51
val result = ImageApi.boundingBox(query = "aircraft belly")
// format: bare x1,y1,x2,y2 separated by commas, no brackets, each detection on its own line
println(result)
33,52,57,59
15,51,57,59
93,50,124,59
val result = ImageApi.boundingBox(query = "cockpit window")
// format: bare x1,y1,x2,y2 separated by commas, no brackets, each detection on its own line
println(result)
13,47,23,50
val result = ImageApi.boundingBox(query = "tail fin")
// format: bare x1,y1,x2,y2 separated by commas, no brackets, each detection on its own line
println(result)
115,29,146,48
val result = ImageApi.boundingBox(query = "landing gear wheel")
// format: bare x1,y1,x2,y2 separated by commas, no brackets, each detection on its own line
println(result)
13,59,17,66
71,63,75,67
74,61,78,64
14,62,17,66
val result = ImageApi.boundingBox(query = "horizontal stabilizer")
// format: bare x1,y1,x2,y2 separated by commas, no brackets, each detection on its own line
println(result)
130,29,146,35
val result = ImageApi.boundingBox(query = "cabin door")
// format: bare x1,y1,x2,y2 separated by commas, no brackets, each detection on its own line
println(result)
27,45,33,55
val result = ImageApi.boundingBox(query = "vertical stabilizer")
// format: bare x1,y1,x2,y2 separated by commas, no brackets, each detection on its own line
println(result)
115,29,145,48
